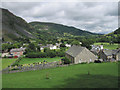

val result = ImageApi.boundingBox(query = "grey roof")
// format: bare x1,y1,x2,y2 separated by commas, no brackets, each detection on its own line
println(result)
103,50,113,56
66,45,85,57
103,48,120,56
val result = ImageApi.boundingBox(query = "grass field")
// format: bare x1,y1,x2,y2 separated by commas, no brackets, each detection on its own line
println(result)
2,58,17,69
19,57,62,65
2,62,119,88
94,42,119,50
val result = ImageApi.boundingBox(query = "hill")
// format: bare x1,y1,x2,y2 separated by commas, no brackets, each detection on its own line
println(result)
106,28,120,35
1,8,35,42
1,8,100,42
114,28,120,34
29,22,99,37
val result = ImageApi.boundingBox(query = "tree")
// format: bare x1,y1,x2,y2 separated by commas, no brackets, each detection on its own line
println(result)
44,48,50,52
61,57,71,64
28,43,36,51
60,43,66,48
71,40,80,46
2,43,13,52
81,41,92,50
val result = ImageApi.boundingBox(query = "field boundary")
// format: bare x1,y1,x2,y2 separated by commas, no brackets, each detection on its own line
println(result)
2,61,69,74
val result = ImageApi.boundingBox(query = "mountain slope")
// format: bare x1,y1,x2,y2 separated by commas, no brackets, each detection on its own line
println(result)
2,8,100,42
2,8,35,42
114,28,120,34
29,22,98,37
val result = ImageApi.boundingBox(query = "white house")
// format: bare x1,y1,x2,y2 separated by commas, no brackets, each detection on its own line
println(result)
65,44,71,47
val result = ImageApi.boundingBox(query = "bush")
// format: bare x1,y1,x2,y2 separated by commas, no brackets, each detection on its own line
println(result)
61,57,71,64
81,62,87,64
25,50,65,58
56,51,65,57
94,60,101,63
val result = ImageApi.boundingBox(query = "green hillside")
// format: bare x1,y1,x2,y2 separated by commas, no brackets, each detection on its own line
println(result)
1,8,100,42
29,22,99,37
114,28,120,34
2,8,35,42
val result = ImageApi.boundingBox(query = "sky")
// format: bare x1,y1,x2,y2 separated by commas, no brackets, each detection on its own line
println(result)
1,1,119,34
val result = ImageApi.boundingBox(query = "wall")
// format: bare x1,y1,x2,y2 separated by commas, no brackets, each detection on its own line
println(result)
75,48,97,64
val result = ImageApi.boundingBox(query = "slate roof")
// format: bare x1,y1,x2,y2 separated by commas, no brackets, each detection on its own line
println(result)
103,49,120,56
103,50,113,56
66,45,85,57
112,48,120,55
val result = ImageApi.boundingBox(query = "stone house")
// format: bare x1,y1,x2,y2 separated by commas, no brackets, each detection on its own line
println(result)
98,50,113,61
91,45,103,55
65,45,97,64
2,52,12,58
10,48,26,57
112,48,120,61
99,48,120,61
65,44,71,47
40,44,60,50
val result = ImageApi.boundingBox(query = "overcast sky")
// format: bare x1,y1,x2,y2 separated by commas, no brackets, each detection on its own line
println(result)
1,1,118,34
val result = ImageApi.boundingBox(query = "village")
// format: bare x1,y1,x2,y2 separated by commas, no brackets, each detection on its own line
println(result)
1,41,120,74
1,1,120,88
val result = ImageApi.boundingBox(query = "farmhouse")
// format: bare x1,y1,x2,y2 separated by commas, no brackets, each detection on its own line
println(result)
65,45,97,64
10,48,26,57
99,48,120,61
40,44,60,50
65,44,71,47
112,48,120,61
99,50,113,61
2,52,12,58
91,45,103,55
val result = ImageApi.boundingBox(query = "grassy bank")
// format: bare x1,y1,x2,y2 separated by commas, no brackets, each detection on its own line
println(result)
2,58,17,69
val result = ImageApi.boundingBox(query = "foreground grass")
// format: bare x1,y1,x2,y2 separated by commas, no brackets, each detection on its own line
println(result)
2,58,17,69
94,42,119,50
2,62,119,88
19,57,62,65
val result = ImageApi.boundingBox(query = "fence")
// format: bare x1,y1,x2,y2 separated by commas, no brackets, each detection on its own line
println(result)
2,61,69,74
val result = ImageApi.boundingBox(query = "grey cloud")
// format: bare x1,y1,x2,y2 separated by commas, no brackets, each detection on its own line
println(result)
1,2,118,34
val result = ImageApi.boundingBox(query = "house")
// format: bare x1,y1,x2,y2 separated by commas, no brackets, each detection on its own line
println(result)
2,52,12,58
99,49,113,61
40,44,60,50
99,48,120,61
10,48,26,58
65,45,97,64
112,48,120,61
65,44,71,47
91,45,103,55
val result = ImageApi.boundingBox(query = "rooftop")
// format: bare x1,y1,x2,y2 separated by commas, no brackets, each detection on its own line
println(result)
66,45,85,57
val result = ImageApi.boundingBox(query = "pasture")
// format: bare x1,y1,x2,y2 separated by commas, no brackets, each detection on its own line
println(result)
2,58,17,69
19,57,62,65
2,62,119,88
94,42,119,50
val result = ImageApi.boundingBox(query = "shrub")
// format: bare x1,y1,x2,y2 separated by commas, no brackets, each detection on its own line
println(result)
61,57,71,64
94,60,101,63
56,51,65,57
81,62,87,64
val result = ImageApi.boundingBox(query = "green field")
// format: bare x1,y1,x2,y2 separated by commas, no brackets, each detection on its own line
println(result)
19,57,62,65
2,62,119,88
2,58,17,69
94,42,119,50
